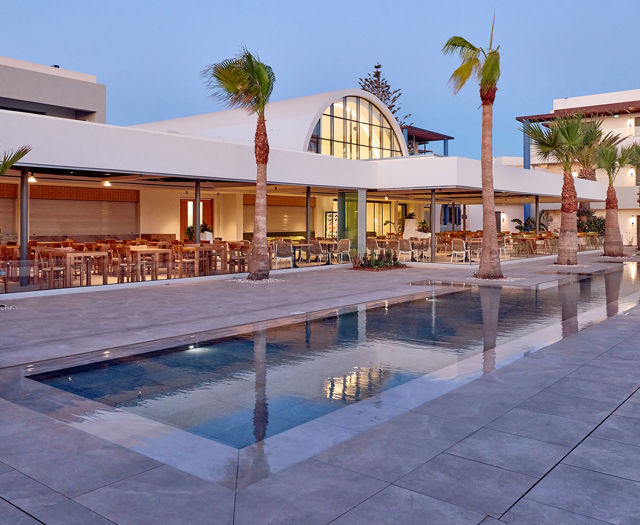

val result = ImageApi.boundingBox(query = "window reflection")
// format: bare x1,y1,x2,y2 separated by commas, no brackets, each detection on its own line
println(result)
309,96,403,159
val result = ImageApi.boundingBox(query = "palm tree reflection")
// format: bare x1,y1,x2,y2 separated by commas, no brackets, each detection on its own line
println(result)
479,286,501,374
253,330,268,443
559,279,580,337
558,279,580,337
605,268,622,318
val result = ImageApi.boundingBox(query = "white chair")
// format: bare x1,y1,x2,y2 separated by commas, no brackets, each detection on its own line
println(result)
333,239,351,263
398,239,414,261
273,241,293,269
366,237,381,256
450,238,469,263
469,238,482,261
309,240,328,263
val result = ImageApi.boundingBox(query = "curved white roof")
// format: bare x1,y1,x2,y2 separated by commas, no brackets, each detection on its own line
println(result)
132,89,409,155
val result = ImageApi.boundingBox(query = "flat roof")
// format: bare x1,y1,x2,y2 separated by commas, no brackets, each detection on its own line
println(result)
401,125,454,142
516,100,640,122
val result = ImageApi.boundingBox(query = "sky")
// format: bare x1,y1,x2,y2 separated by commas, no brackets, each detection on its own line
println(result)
3,0,640,159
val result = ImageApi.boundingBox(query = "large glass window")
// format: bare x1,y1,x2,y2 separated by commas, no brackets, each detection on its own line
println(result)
308,96,404,159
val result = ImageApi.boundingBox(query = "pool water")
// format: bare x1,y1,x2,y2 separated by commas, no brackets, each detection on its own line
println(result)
33,265,640,448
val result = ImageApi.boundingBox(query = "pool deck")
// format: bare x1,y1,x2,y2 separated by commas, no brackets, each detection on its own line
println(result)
1,251,639,524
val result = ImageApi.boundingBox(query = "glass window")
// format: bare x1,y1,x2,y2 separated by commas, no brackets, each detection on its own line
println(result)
333,117,344,142
321,114,331,140
320,139,331,156
371,106,382,127
346,97,358,121
359,122,370,147
383,128,392,150
308,96,403,159
359,100,370,125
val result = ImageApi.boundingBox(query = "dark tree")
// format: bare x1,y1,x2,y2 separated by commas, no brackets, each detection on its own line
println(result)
358,63,411,126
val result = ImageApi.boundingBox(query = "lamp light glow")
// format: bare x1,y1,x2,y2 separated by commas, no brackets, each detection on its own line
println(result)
27,175,37,183
102,180,112,187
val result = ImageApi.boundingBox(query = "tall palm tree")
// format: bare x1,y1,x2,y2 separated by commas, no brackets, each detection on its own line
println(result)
0,146,31,175
597,144,632,257
203,49,275,280
522,115,597,265
442,16,502,279
628,143,640,250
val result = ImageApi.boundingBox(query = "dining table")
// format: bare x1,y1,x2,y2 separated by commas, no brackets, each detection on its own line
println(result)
182,243,228,276
129,246,174,280
64,251,109,287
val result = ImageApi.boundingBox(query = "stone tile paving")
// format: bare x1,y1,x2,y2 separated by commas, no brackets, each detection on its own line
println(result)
0,255,638,523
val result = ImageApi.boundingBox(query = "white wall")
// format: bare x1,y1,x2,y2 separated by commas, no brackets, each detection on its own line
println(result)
465,204,525,233
139,188,181,238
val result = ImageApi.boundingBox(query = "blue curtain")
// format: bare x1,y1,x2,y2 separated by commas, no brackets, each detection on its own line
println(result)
443,205,450,225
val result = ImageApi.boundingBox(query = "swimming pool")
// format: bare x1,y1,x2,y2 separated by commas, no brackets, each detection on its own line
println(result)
32,265,640,449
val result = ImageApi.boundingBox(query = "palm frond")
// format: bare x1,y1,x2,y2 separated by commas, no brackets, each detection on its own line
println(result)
449,57,480,93
441,36,478,57
480,50,500,90
628,143,640,170
0,145,31,175
202,48,275,116
597,144,619,185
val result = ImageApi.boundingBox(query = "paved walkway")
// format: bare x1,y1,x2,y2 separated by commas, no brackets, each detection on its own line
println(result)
0,253,639,524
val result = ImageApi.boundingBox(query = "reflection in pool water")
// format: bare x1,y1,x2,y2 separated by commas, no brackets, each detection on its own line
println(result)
33,265,639,448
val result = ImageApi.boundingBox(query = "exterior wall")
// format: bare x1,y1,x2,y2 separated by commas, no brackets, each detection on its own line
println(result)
0,57,106,122
139,188,181,238
465,204,525,233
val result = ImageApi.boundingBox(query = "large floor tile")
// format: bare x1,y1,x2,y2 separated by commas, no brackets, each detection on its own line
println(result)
564,436,640,481
28,499,113,525
76,465,234,525
234,458,387,525
1,426,161,497
411,390,518,427
503,498,613,524
518,390,616,424
614,396,640,420
568,364,640,387
396,452,536,516
487,407,593,447
331,485,485,525
0,499,40,525
528,463,640,523
315,412,476,481
544,376,637,404
447,428,567,477
592,414,640,447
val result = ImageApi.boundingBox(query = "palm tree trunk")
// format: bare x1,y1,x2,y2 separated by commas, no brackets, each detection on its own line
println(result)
249,116,270,280
558,170,578,265
477,99,503,279
604,185,624,257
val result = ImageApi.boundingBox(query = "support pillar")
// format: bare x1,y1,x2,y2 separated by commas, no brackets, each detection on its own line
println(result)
462,204,467,232
194,179,201,244
430,190,436,262
305,186,311,243
19,168,29,286
535,195,540,233
443,139,449,157
451,201,456,232
357,188,366,255
523,128,531,170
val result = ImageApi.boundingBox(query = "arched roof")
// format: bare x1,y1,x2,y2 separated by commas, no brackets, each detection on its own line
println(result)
132,89,409,156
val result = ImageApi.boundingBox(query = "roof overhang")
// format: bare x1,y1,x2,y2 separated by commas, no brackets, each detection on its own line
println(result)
0,109,606,202
516,100,640,122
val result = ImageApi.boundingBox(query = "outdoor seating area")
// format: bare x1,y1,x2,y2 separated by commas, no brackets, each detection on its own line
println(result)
0,236,360,293
432,230,603,263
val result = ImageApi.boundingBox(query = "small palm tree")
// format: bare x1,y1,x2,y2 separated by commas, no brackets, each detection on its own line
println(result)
597,144,632,257
203,48,275,280
442,16,502,279
0,146,31,175
522,115,596,265
574,119,621,181
628,144,640,247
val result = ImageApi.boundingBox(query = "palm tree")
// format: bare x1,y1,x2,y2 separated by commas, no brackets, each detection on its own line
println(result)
522,115,597,265
0,146,31,175
203,49,275,280
628,143,640,251
597,144,632,257
442,16,502,279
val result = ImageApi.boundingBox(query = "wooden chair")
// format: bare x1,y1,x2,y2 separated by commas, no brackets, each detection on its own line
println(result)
171,245,196,278
39,249,68,289
309,240,328,264
272,241,293,269
366,237,381,256
333,239,351,263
